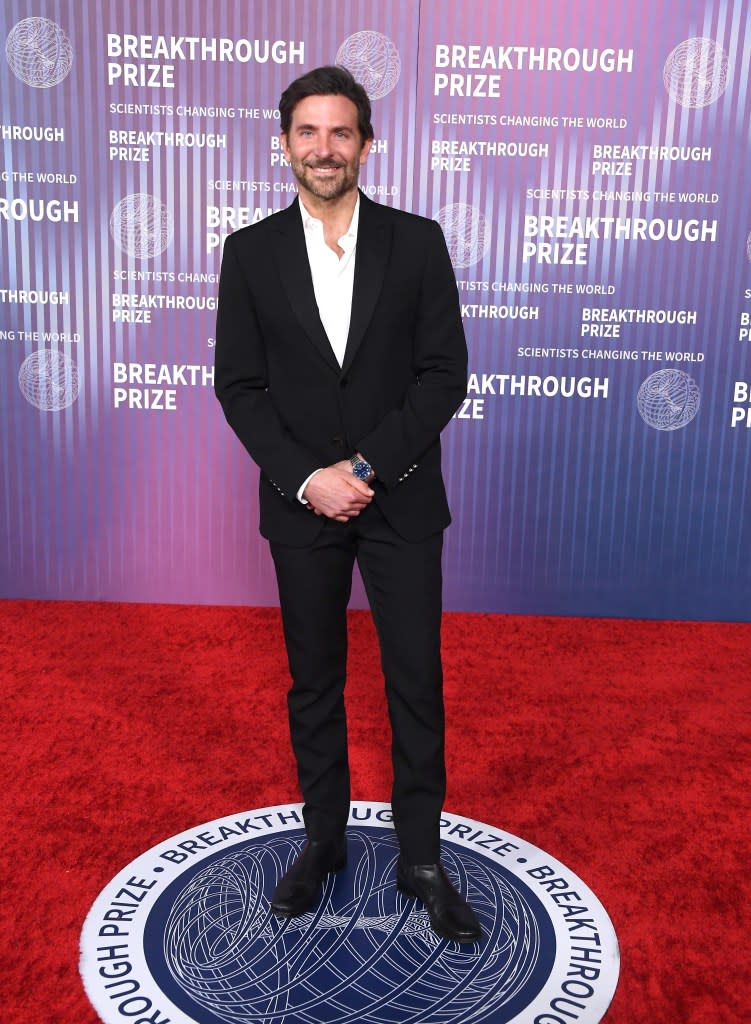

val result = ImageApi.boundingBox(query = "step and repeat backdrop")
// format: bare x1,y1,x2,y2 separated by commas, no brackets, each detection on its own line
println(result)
2,0,751,619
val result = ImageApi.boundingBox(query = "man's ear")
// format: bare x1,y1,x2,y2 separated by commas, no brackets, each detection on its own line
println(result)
359,137,373,164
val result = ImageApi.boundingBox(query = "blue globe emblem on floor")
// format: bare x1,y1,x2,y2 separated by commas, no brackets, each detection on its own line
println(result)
81,805,619,1024
144,828,553,1024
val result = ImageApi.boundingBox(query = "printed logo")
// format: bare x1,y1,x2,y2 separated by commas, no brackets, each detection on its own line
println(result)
637,369,701,430
80,802,619,1024
436,203,492,269
336,31,401,99
18,349,79,410
663,37,730,108
110,194,174,260
5,17,73,88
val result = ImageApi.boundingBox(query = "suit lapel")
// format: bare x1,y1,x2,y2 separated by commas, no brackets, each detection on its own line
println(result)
268,199,340,373
268,193,392,376
341,193,391,376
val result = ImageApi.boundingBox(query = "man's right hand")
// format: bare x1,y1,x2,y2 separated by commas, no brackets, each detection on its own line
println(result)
303,461,374,522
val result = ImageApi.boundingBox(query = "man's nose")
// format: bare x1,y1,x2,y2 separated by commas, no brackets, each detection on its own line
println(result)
313,135,334,157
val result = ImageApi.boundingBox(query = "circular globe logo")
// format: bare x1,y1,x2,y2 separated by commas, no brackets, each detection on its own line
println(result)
80,802,619,1024
663,37,730,108
18,349,79,410
5,17,73,88
336,31,401,99
436,203,492,269
637,369,701,431
110,193,174,260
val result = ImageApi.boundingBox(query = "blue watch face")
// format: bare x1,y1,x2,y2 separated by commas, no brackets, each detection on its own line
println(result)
352,460,372,480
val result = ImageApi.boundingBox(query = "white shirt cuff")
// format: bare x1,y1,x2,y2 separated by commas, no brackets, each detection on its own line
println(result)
297,468,324,504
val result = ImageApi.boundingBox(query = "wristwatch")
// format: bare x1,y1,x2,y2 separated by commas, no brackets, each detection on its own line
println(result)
350,453,373,481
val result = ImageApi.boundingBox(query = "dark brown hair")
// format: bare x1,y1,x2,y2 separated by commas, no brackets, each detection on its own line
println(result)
279,65,374,141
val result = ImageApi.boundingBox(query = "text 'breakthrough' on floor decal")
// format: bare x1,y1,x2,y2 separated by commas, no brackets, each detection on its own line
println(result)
80,802,620,1024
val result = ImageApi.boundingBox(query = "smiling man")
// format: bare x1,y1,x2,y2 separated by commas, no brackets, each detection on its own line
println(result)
214,65,479,943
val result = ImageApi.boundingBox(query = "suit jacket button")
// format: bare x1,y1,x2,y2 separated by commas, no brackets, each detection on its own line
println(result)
340,378,348,388
331,435,345,445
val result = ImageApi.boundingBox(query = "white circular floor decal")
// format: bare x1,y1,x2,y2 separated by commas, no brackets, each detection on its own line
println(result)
80,802,619,1024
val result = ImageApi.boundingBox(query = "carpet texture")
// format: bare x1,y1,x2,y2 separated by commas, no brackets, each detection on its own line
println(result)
1,599,749,1022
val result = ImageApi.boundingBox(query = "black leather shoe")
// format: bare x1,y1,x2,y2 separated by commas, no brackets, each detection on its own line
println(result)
397,859,482,943
270,837,347,917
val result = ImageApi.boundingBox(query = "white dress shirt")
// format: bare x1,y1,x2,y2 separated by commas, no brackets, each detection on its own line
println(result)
296,196,360,502
299,195,359,366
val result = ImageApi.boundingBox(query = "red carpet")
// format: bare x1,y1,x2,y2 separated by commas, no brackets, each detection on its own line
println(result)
1,599,749,1022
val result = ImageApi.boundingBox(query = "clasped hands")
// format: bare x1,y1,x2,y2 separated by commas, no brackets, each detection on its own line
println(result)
303,460,374,523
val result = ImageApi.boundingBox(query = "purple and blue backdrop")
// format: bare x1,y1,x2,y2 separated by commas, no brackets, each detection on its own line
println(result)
2,0,751,620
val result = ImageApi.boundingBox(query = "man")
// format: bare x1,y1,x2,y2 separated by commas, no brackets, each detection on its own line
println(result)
214,65,480,943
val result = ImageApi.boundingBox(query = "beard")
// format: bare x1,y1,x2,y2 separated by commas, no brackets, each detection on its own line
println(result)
289,155,360,202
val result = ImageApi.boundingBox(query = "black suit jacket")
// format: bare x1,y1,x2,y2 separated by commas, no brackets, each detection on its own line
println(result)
214,192,468,545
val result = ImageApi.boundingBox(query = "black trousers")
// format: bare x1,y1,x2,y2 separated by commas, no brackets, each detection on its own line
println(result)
270,499,445,864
